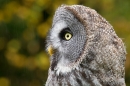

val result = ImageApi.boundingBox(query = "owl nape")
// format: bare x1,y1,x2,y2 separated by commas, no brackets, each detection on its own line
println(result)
46,5,126,86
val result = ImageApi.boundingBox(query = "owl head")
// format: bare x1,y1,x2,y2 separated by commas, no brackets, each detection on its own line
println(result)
46,5,126,85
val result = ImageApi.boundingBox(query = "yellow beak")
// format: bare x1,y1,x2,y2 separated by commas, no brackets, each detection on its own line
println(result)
47,45,54,56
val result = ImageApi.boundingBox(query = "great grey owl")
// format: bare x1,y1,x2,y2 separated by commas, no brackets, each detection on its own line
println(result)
45,5,126,86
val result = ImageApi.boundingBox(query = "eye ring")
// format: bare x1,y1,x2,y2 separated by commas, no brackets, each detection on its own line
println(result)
65,33,72,40
59,27,73,41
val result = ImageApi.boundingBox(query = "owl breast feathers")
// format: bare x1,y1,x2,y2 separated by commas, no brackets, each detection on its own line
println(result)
46,5,126,86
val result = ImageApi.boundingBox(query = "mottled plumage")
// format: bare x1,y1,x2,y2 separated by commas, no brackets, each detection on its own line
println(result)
46,5,126,86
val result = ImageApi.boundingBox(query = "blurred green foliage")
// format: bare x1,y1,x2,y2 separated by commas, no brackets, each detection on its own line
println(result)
0,0,130,86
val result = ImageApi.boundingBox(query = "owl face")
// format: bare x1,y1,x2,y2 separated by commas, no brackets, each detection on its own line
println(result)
47,8,87,74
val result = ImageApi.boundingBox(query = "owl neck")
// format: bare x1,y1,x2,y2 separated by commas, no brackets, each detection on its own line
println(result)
46,64,126,86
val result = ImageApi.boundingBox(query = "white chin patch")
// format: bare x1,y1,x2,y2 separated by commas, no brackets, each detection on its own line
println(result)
56,64,72,75
55,59,79,75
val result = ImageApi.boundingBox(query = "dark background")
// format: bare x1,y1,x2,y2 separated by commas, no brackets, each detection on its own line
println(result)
0,0,130,86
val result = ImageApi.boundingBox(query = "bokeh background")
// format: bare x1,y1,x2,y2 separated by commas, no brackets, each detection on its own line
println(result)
0,0,130,86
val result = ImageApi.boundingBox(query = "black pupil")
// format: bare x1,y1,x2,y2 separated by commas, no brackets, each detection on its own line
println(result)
59,28,72,40
66,34,69,38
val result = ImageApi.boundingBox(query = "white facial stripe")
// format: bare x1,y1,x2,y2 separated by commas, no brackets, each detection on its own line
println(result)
52,21,67,37
50,21,67,49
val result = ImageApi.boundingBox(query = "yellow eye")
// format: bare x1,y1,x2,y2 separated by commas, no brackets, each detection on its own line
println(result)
59,28,73,41
65,33,72,40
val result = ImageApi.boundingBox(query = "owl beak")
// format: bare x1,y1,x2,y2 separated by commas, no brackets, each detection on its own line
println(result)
47,45,54,56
